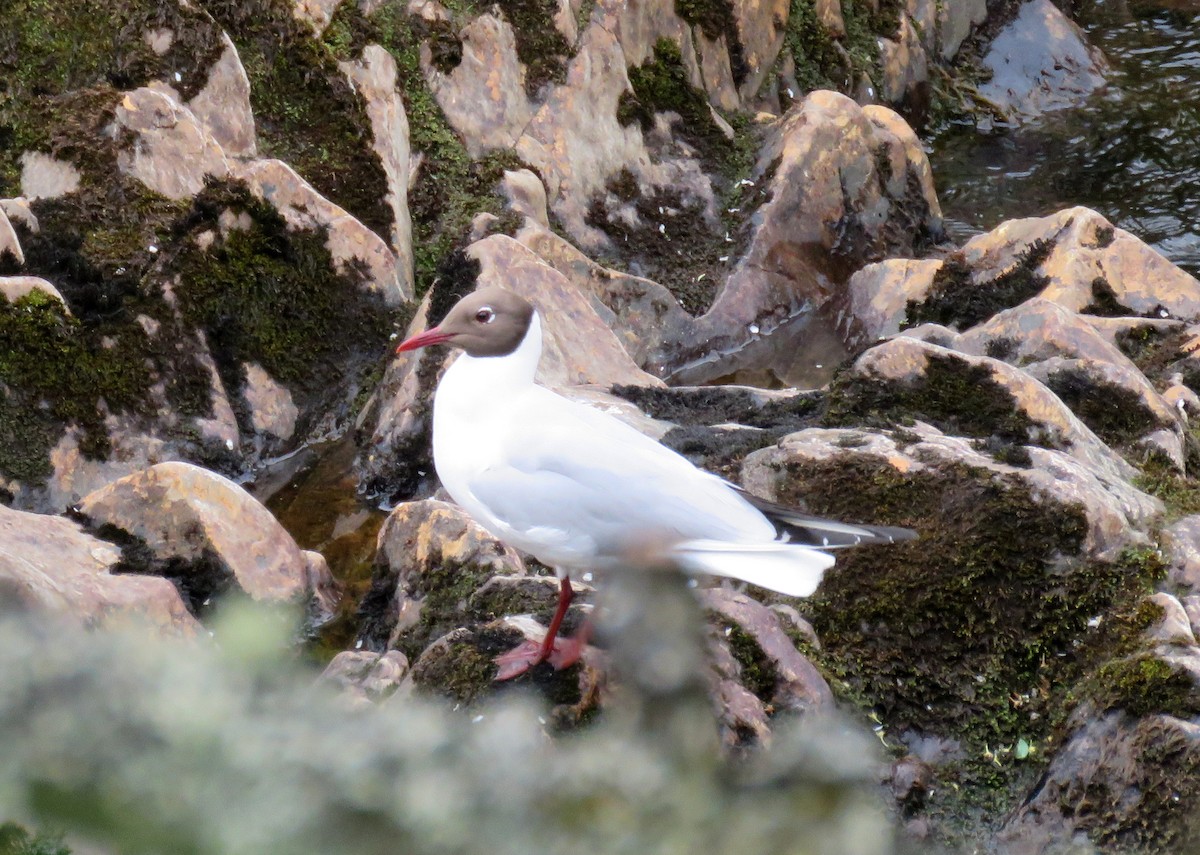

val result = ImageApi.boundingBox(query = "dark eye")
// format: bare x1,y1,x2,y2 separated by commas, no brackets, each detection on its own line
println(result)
475,307,495,324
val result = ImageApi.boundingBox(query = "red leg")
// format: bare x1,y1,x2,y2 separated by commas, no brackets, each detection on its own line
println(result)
495,576,584,681
536,577,574,661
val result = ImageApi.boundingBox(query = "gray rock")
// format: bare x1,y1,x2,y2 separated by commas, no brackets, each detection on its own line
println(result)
19,151,81,199
1143,592,1196,647
979,0,1107,122
1164,516,1200,593
0,276,67,306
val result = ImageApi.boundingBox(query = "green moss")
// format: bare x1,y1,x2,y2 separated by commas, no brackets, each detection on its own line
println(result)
1093,654,1200,719
1043,367,1165,447
203,0,391,238
0,0,224,194
905,239,1054,330
409,627,512,704
324,1,546,295
618,39,755,181
1115,326,1193,391
824,352,1057,451
0,823,70,855
1134,458,1200,521
768,455,1161,848
166,179,392,417
0,290,159,479
495,0,572,96
84,521,234,619
596,44,763,314
785,0,897,96
717,620,776,702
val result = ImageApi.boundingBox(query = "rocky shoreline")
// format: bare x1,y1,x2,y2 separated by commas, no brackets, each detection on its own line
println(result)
4,0,1200,852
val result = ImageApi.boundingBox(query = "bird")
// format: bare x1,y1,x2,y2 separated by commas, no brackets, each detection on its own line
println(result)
396,286,915,679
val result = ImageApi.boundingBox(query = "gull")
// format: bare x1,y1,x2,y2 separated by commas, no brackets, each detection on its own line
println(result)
397,287,914,678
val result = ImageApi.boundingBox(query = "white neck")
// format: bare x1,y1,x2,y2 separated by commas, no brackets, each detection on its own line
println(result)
438,310,543,401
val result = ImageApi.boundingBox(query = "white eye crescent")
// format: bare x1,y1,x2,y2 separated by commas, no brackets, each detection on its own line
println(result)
475,307,495,323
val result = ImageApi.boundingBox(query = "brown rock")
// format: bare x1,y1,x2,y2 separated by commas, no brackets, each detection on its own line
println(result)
112,88,231,200
293,0,343,32
968,207,1200,318
468,234,666,387
847,336,1136,482
185,33,257,158
1185,596,1200,641
956,298,1135,368
841,258,942,349
0,504,199,635
77,461,313,604
733,0,791,100
515,220,693,372
937,0,987,60
232,158,408,303
700,587,834,716
815,0,846,37
693,29,738,111
878,18,929,106
340,44,414,295
712,677,772,749
426,13,534,156
665,91,943,384
741,422,1160,561
242,362,299,443
362,499,526,655
43,425,172,513
501,168,550,228
1024,355,1178,432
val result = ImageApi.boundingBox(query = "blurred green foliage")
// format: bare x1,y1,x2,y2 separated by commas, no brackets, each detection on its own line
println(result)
0,573,895,855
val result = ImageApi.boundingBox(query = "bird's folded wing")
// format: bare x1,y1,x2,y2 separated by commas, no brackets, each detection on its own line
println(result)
466,395,775,550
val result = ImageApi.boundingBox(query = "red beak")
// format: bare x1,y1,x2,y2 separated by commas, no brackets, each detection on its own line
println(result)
396,326,453,353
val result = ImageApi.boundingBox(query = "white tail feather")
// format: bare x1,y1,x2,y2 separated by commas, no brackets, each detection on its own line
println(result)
670,540,836,597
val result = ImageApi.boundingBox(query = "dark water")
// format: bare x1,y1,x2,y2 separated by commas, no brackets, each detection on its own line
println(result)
252,436,385,660
932,0,1200,276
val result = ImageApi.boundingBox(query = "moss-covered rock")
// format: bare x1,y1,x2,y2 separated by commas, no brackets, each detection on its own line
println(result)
740,435,1169,849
